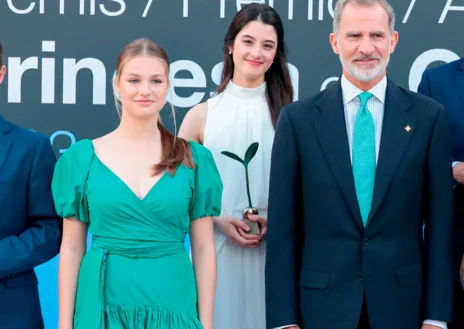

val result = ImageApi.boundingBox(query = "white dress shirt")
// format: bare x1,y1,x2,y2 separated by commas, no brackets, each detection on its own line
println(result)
274,75,447,329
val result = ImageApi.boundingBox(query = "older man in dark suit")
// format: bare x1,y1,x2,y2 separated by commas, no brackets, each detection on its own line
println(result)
265,1,455,329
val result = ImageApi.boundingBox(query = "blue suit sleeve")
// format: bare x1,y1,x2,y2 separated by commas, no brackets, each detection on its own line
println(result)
0,136,62,278
266,107,303,328
418,70,459,164
418,70,431,97
423,106,455,322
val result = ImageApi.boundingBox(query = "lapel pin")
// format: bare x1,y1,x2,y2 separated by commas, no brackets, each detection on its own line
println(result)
404,125,412,133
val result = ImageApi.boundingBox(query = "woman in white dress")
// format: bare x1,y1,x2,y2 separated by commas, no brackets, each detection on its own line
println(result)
179,3,293,329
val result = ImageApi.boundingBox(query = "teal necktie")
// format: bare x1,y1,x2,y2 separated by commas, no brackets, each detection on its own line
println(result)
352,91,375,227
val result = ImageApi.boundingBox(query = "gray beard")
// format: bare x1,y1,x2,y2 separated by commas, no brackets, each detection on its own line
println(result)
339,54,390,82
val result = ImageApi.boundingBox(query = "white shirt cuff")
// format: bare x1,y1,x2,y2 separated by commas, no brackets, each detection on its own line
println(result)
423,320,447,329
273,325,298,329
453,161,461,168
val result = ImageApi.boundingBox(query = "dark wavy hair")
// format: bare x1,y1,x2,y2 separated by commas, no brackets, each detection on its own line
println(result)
217,3,293,128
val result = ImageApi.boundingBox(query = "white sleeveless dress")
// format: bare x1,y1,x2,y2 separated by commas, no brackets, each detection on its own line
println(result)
203,81,274,329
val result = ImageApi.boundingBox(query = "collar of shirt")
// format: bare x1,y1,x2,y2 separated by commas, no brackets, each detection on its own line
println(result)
341,74,387,105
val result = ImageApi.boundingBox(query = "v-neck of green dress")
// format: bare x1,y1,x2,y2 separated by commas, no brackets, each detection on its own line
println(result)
91,147,170,202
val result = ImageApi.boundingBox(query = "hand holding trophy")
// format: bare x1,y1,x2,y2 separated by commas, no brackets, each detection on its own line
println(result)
221,142,261,235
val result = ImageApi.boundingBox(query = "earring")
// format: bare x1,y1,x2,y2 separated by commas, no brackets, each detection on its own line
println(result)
229,51,232,55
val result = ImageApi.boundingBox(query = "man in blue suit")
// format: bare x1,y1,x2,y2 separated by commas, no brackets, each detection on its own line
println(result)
265,1,455,328
0,41,62,328
419,57,464,329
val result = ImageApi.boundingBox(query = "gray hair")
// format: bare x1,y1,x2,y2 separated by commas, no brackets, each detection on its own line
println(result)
333,0,396,34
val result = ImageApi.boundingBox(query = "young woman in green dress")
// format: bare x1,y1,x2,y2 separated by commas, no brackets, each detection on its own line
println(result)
52,38,222,329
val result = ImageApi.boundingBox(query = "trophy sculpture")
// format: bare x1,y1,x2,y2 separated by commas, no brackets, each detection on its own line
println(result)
221,142,261,235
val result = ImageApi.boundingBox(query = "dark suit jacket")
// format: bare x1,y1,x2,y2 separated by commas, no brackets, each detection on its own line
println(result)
419,57,464,327
265,79,455,329
0,115,62,329
419,58,464,165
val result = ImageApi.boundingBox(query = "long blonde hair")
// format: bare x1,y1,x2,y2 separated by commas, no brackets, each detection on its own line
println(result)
114,38,194,175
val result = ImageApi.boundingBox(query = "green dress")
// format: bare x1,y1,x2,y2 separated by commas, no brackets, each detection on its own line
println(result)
52,139,222,329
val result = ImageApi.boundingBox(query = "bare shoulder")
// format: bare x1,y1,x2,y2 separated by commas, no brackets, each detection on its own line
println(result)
179,101,209,143
184,101,208,123
91,132,114,154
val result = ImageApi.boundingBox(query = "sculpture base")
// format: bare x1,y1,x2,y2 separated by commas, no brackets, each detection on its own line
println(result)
242,218,261,235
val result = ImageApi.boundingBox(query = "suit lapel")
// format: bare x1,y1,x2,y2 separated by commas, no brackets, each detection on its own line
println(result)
313,81,364,230
454,59,464,111
0,116,12,175
368,81,414,224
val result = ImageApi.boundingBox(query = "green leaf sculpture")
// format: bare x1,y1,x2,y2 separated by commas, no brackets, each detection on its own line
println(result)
221,142,259,209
